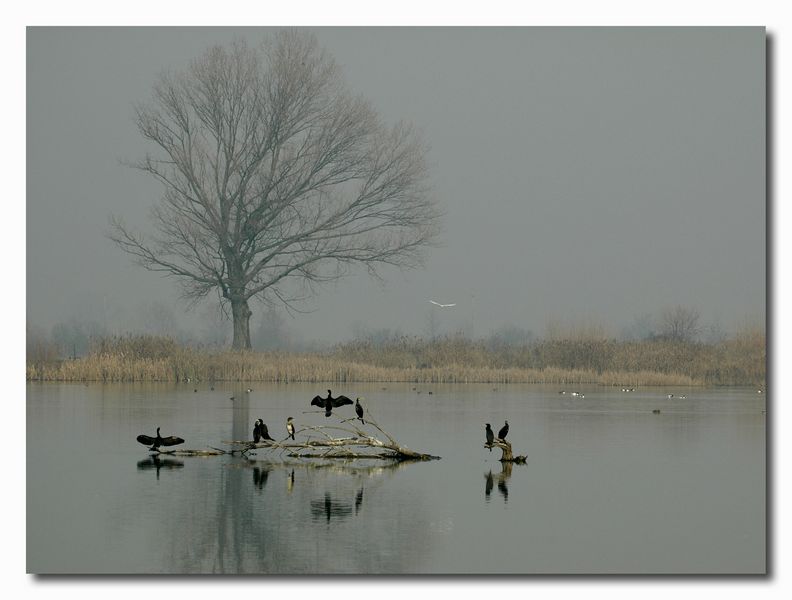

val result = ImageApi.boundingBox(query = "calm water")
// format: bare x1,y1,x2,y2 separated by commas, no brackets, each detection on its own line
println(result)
26,382,765,574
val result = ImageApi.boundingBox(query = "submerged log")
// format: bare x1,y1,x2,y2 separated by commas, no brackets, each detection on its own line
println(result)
484,439,526,464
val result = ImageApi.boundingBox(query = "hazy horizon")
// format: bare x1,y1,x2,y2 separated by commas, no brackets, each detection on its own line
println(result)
26,27,766,348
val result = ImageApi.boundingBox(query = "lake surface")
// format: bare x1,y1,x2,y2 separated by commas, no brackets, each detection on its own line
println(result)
26,382,766,574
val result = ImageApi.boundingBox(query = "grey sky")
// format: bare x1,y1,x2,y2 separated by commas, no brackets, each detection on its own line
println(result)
26,27,765,343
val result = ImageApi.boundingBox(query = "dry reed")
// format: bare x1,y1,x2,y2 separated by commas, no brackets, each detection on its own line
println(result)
26,330,765,387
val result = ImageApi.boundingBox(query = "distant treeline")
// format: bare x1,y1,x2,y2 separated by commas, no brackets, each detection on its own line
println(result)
26,328,765,387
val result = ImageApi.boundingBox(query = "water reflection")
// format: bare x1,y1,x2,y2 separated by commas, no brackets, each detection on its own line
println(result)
27,383,764,574
253,466,269,490
311,493,354,523
136,455,185,480
355,487,364,514
484,462,513,503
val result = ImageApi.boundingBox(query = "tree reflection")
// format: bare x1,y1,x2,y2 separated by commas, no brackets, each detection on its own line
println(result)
139,402,438,573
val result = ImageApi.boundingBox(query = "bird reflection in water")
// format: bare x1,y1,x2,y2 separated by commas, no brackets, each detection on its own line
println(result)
484,462,513,503
355,487,364,515
287,469,295,494
311,493,354,524
136,455,184,480
253,466,270,490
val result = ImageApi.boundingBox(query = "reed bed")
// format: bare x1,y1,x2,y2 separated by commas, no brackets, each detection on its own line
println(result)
27,331,765,387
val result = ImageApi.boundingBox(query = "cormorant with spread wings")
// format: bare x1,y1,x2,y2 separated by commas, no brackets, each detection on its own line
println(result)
311,389,353,417
136,427,185,451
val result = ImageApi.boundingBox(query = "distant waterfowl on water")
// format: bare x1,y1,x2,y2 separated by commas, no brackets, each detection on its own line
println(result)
667,394,674,399
497,421,509,441
652,409,661,414
286,417,295,440
311,390,353,417
485,423,495,451
136,427,185,451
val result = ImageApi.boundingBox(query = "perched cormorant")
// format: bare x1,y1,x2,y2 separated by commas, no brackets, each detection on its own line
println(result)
286,417,296,440
253,419,263,443
355,398,365,424
310,389,353,417
136,427,185,451
485,423,495,451
497,420,509,441
259,421,275,441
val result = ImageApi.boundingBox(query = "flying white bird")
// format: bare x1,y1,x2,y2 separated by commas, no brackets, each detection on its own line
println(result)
429,300,456,308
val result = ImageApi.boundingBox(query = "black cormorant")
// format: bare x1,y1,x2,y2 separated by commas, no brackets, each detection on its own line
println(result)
485,423,495,451
497,420,509,441
259,421,275,441
253,419,263,443
286,417,296,440
136,427,185,451
355,398,365,424
310,389,353,417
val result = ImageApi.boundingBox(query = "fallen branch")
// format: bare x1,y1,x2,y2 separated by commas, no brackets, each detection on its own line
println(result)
484,439,526,463
225,409,439,461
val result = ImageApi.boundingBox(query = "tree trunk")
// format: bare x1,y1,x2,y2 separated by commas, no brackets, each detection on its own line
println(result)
231,297,253,350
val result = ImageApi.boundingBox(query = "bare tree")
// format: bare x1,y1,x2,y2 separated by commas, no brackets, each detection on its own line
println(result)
110,32,441,349
659,305,701,342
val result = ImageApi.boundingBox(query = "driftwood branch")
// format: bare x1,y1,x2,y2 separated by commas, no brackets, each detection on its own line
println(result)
484,439,527,464
225,409,439,461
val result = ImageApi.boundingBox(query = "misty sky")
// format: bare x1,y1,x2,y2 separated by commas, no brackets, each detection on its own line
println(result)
26,27,765,344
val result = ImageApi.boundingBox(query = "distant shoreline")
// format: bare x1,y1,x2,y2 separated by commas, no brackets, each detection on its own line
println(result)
26,332,765,387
